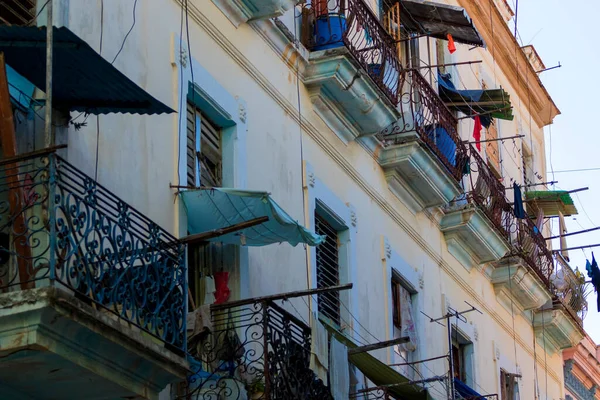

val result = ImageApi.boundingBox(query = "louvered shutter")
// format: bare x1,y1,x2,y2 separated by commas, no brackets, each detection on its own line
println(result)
186,102,198,186
315,213,340,325
199,115,222,187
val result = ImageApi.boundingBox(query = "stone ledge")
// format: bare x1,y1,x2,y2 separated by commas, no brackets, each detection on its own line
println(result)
0,287,189,400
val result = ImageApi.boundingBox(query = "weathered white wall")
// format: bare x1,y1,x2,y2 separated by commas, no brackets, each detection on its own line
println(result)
56,0,564,398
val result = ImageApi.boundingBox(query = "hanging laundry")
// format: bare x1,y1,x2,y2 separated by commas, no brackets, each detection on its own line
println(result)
473,115,482,151
447,33,456,54
513,182,526,219
213,271,231,304
329,337,349,400
309,312,329,383
585,253,600,312
203,276,216,305
364,26,372,44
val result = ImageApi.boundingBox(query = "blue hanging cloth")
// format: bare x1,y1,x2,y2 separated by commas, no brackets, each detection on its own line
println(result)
585,253,600,312
513,182,526,219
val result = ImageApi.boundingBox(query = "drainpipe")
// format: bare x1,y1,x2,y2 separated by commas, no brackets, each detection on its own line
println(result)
44,0,54,148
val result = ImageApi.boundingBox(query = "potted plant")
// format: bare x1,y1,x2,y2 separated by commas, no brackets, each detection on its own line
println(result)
246,378,266,400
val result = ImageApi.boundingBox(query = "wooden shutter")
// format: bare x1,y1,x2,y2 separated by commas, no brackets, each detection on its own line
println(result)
199,114,222,187
315,213,340,325
186,102,198,186
486,121,500,171
0,0,36,26
391,279,402,329
383,2,402,60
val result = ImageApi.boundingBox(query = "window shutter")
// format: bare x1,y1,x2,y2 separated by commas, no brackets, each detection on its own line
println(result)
392,280,401,328
315,213,340,325
199,115,222,187
186,102,198,186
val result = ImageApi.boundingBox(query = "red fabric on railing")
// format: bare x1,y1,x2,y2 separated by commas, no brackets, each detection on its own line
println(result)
473,115,482,151
214,271,231,304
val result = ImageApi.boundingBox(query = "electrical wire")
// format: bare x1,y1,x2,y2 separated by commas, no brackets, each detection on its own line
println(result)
110,0,139,65
95,0,104,182
28,0,51,26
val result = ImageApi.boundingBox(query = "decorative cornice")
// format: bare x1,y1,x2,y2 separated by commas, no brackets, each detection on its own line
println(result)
180,0,563,385
457,0,560,128
565,363,596,400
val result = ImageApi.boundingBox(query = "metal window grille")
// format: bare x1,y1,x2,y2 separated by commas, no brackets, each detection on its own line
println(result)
315,213,340,325
391,278,402,329
186,103,222,188
0,0,36,26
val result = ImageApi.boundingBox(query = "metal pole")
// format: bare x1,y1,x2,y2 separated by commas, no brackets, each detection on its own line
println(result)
44,0,53,148
447,318,454,400
551,243,600,252
545,226,600,241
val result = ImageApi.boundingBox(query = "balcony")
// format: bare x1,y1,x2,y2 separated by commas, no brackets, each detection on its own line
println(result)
441,145,512,269
212,0,297,26
0,151,188,399
532,256,586,354
300,0,401,141
378,69,466,212
181,299,330,399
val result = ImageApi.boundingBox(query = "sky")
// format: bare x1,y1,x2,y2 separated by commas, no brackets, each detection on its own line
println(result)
508,0,600,343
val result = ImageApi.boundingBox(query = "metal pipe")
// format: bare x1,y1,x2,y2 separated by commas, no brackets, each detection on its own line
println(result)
552,244,600,252
463,134,524,144
416,60,483,70
44,0,53,148
545,226,600,241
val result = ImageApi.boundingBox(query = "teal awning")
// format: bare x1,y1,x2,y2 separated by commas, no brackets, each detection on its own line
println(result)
180,188,325,247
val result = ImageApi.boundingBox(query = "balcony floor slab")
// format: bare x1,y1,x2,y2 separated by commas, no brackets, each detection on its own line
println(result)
379,137,462,213
0,287,189,400
304,47,400,143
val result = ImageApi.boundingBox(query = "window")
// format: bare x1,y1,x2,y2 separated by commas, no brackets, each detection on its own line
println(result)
500,370,520,400
391,272,417,378
186,102,222,188
0,1,36,26
451,329,473,385
452,341,466,382
315,212,341,325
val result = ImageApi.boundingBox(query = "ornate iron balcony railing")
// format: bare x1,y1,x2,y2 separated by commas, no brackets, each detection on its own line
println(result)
184,300,331,400
300,0,403,105
0,151,186,351
513,215,554,288
350,387,394,399
465,144,515,241
553,255,588,325
379,69,469,182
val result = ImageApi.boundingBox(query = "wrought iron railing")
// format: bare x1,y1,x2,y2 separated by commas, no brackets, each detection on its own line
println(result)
0,151,186,351
184,300,331,399
465,145,514,241
350,387,394,399
300,0,403,104
379,69,468,181
513,215,554,287
552,255,588,325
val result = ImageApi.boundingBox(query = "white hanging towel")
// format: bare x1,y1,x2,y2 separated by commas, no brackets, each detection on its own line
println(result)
329,337,349,400
309,312,329,383
203,276,216,305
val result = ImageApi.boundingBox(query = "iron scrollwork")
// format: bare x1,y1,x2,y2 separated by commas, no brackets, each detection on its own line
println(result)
183,300,331,399
0,153,186,351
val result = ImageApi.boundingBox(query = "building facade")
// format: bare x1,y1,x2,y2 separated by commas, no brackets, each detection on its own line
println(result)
0,0,588,399
563,335,600,400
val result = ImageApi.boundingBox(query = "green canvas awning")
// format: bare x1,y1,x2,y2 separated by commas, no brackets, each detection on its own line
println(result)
320,318,432,400
180,188,325,247
525,190,578,217
442,88,513,121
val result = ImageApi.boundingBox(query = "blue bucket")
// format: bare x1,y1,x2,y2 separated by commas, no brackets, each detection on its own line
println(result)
313,15,347,51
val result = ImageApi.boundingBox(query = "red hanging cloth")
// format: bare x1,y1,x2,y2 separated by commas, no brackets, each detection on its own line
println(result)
447,33,456,54
473,115,482,151
213,271,231,304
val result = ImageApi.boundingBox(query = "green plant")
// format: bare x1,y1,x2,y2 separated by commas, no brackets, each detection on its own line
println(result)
246,378,265,394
